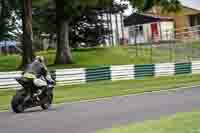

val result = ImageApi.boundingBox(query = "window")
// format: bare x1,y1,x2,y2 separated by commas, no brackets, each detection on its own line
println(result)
189,15,196,26
189,14,200,26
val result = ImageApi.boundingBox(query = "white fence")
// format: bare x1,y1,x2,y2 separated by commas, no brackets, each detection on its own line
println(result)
0,68,86,89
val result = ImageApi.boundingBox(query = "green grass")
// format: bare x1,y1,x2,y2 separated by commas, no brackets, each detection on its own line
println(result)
46,47,157,69
0,47,149,71
0,55,22,71
95,111,200,133
0,45,195,71
1,41,200,71
1,74,200,111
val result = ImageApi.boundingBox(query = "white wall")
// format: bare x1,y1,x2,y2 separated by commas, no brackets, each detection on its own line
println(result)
125,21,175,44
160,21,175,40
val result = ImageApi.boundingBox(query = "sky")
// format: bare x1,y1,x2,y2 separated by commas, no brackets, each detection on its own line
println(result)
180,0,200,10
123,0,200,16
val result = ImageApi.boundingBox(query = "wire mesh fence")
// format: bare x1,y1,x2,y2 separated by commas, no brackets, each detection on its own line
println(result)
127,25,200,64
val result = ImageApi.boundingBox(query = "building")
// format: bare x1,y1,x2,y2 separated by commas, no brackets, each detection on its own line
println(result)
124,13,174,44
146,5,200,39
123,5,200,45
0,41,19,54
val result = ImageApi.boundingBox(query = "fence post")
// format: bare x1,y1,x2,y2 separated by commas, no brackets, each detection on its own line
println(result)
150,43,153,63
169,31,174,62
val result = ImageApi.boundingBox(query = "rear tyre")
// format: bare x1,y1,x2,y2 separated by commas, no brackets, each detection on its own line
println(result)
11,93,25,113
41,93,53,110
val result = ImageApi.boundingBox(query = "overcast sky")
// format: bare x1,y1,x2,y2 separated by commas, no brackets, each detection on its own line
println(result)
123,0,200,15
180,0,200,10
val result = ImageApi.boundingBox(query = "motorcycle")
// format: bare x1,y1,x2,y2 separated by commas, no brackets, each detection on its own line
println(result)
11,70,56,113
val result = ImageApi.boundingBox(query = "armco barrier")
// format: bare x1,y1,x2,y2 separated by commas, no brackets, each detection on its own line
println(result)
111,65,134,81
192,61,200,74
0,71,21,89
86,67,111,82
0,61,200,89
135,64,155,78
175,63,191,75
55,68,86,86
155,63,175,77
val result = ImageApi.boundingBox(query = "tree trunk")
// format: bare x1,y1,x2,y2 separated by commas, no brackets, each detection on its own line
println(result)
21,0,34,68
55,0,72,64
1,0,5,20
55,20,72,64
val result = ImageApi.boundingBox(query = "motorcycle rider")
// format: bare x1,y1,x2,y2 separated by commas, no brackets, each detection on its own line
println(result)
23,56,53,100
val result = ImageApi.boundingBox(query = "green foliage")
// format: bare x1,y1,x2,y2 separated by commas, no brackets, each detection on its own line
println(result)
70,3,127,47
54,0,113,20
160,0,182,13
0,0,182,66
31,0,125,48
129,0,181,12
0,0,19,41
32,3,55,36
0,0,50,42
32,0,49,8
70,9,108,47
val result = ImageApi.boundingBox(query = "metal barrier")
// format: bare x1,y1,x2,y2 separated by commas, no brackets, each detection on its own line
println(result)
111,65,134,81
86,67,111,82
127,25,200,63
55,68,86,86
1,61,200,89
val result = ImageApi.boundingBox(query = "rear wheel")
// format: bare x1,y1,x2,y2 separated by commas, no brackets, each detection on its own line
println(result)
11,93,25,113
41,93,53,110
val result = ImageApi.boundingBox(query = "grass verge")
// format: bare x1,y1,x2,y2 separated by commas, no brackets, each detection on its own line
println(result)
1,74,200,111
0,45,197,71
0,47,154,71
95,111,200,133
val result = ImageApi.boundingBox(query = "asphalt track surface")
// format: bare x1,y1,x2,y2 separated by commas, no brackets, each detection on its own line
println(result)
0,86,200,133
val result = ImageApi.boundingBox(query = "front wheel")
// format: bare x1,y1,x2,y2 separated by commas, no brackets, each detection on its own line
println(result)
41,93,53,110
11,93,25,113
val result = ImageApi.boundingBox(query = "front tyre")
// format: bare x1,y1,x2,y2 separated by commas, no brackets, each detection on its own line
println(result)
11,93,25,113
41,93,53,110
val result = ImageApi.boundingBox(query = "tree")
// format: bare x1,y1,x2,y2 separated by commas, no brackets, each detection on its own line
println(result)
69,3,126,48
54,0,113,64
21,0,34,67
0,0,18,41
0,0,50,67
129,0,181,12
53,0,181,65
2,0,35,67
30,1,119,49
54,0,72,64
21,0,49,67
4,0,181,66
70,9,110,48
